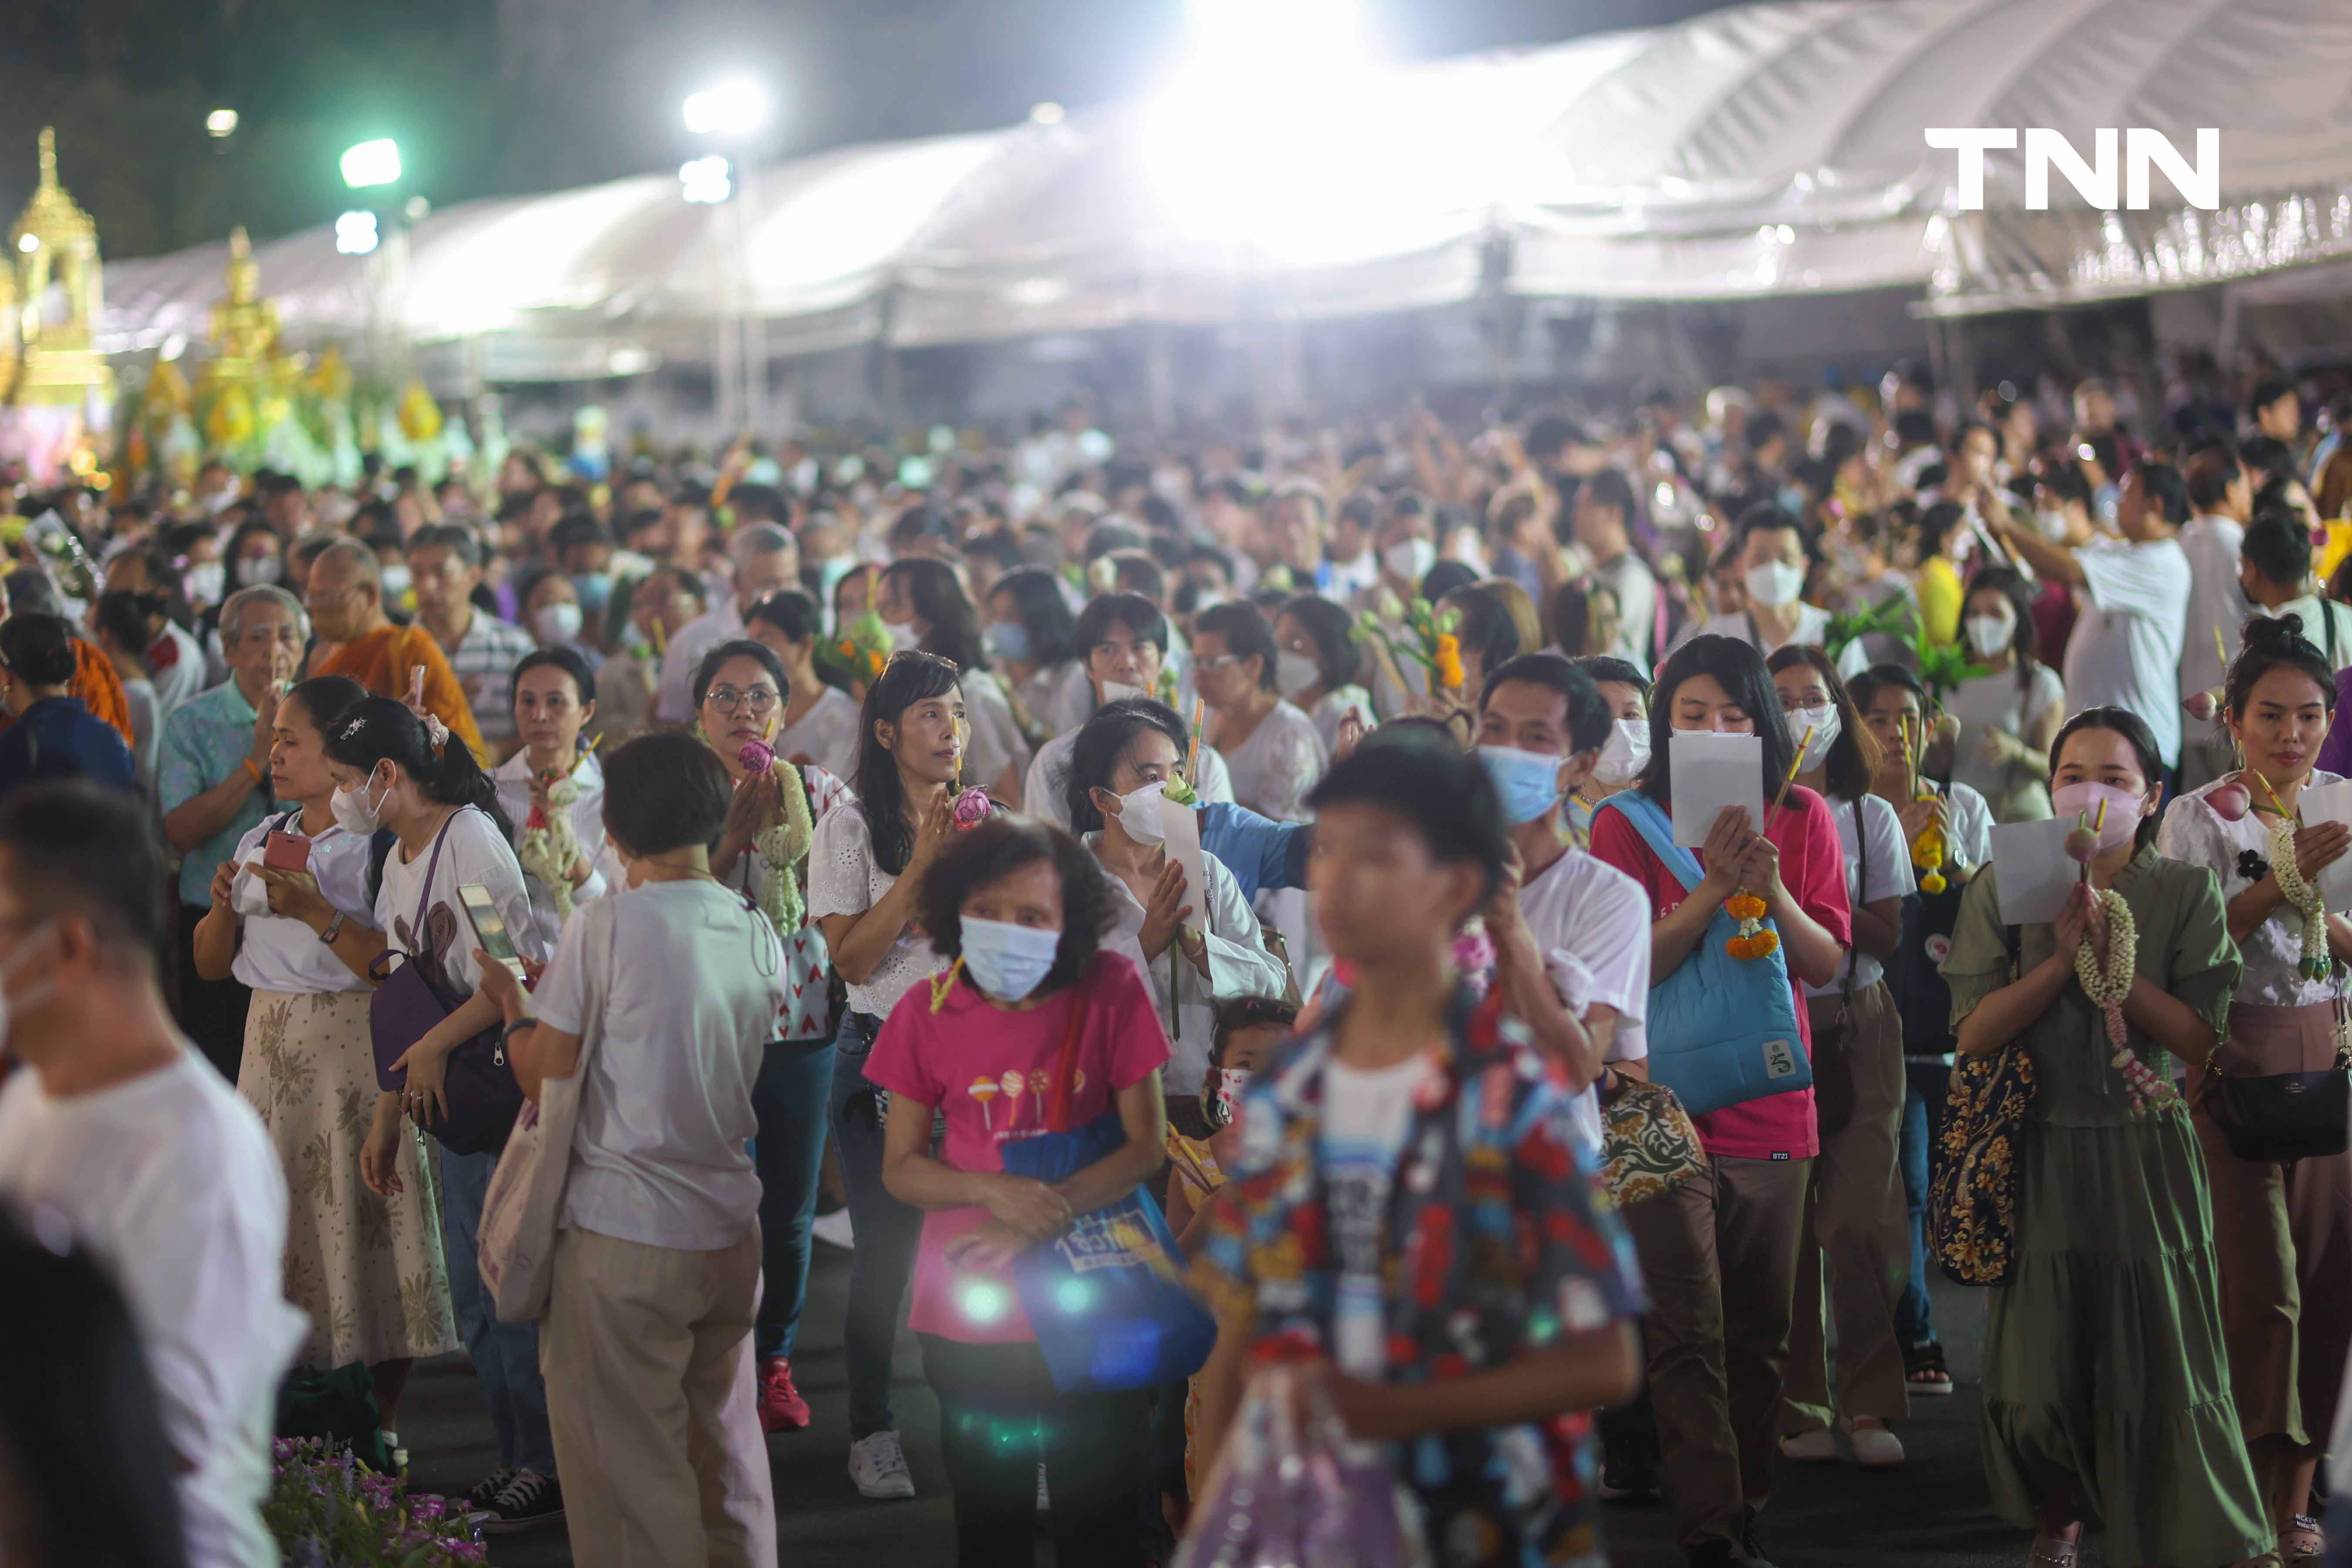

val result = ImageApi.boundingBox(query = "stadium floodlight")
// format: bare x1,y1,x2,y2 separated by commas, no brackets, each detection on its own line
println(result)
679,155,733,205
206,109,239,138
340,138,402,190
335,210,380,255
683,80,769,138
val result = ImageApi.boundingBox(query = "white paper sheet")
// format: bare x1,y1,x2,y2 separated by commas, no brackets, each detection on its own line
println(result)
1989,816,2076,926
1160,796,1211,940
1669,732,1765,847
2299,779,2352,911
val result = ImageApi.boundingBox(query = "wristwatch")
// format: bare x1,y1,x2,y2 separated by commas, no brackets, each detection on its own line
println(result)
318,910,345,946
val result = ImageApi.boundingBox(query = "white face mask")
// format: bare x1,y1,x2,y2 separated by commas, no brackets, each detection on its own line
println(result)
2035,507,2072,542
534,602,585,644
1109,781,1168,843
0,920,60,1061
1965,613,2014,659
1097,678,1146,708
331,769,391,834
1743,560,1805,609
1785,703,1841,771
1593,718,1650,787
380,564,414,600
1274,649,1320,698
958,916,1063,1003
1382,537,1436,585
236,553,284,588
883,620,921,654
184,560,226,606
1210,1066,1251,1130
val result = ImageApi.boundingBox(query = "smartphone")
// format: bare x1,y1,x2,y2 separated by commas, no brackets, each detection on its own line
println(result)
263,831,311,872
456,882,526,981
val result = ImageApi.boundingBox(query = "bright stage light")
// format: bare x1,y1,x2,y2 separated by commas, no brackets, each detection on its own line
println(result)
1029,101,1064,125
206,109,239,138
335,210,380,255
340,138,402,190
679,155,733,205
684,80,769,138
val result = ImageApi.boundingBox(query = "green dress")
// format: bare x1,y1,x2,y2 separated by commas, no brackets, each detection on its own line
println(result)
1944,849,2269,1566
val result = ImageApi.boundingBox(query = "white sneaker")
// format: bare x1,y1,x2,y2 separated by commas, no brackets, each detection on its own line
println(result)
848,1430,916,1500
811,1209,856,1249
1848,1424,1905,1469
1777,1429,1837,1463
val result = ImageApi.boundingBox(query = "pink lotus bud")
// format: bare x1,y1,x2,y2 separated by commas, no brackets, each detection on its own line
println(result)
2183,689,2219,723
738,739,775,776
2208,782,2251,822
2064,826,2099,863
950,786,993,829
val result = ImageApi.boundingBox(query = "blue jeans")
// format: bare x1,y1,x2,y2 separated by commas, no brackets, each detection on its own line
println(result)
829,1011,925,1440
1894,1061,1947,1350
751,1034,837,1361
439,1143,558,1477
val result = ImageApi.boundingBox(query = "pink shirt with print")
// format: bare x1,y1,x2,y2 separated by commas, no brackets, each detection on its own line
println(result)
863,950,1171,1343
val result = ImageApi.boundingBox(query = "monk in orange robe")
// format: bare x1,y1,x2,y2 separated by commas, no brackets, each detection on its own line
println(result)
303,539,486,760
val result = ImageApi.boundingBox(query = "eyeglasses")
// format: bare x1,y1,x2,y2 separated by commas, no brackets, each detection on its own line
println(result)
704,685,780,716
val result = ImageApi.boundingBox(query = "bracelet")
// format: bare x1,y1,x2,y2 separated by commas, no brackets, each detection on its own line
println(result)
242,758,266,787
502,1017,539,1047
318,910,345,946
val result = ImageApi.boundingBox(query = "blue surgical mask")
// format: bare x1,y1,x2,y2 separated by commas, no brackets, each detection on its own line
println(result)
959,916,1062,1002
572,571,614,612
1477,744,1564,826
985,620,1034,664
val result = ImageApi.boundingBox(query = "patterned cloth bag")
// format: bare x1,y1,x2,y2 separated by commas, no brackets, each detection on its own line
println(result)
1929,924,2034,1285
1598,1078,1706,1207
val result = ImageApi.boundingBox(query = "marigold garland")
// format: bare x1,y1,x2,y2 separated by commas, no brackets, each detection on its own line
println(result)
2072,887,2177,1113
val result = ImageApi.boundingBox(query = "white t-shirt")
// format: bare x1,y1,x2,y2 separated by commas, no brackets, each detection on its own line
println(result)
1692,604,1869,681
2268,593,2352,672
1318,1052,1426,1379
807,799,950,1020
492,749,610,954
1591,550,1659,664
1517,845,1651,1150
777,684,863,783
0,1051,308,1568
1944,663,2066,815
536,880,788,1250
2177,514,2249,705
228,813,378,994
373,805,545,996
2065,536,2191,765
960,668,1032,798
1806,794,1914,998
1932,778,1997,870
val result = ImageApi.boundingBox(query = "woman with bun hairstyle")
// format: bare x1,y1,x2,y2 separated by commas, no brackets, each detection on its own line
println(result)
2157,612,2352,1566
0,612,137,796
91,590,168,797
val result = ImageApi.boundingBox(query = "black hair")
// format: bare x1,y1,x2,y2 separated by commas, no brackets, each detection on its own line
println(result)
407,523,481,571
1203,995,1299,1129
2035,460,2092,509
1893,409,1939,449
883,556,987,673
691,637,789,712
2242,508,2313,594
1731,502,1808,560
1195,600,1280,693
283,674,367,738
2224,614,2336,725
549,513,612,558
2239,434,2296,484
1084,521,1149,562
1580,467,1637,523
1961,566,2042,693
511,644,597,708
747,587,825,645
1547,578,1615,658
0,1206,189,1568
1574,654,1651,695
854,651,964,876
1070,592,1170,668
1334,488,1382,541
1766,644,1880,803
1743,410,1787,454
107,547,193,632
1951,417,1997,457
2136,462,2194,526
1419,558,1479,604
0,781,170,962
2185,443,2243,511
91,590,165,660
2249,378,2296,421
1108,549,1166,605
1480,650,1611,754
1306,727,1508,904
916,816,1116,998
2048,706,2166,848
1064,697,1189,834
1849,662,1928,719
1279,594,1361,692
988,567,1078,667
1921,499,1969,559
601,731,732,858
0,612,78,688
322,697,515,843
1438,584,1522,678
1637,634,1795,803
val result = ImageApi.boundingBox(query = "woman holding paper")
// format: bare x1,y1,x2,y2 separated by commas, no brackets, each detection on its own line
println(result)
1944,706,2265,1568
1586,633,1850,1566
2157,614,2352,1567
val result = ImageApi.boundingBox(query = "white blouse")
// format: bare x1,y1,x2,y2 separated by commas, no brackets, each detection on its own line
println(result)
806,796,951,1021
959,668,1031,799
1218,700,1327,824
728,764,849,1041
492,749,610,954
776,685,863,785
228,814,378,995
2158,773,2345,1008
1944,662,2065,820
1307,685,1374,759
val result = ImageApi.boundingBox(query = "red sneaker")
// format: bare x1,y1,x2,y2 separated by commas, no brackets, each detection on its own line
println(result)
758,1357,811,1432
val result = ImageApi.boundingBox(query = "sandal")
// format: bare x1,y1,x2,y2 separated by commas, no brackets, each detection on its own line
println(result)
1904,1340,1955,1395
2026,1536,2079,1567
2280,1512,2324,1566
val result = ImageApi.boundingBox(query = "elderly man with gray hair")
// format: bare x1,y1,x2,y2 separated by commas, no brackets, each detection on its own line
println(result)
159,583,307,1079
655,521,802,723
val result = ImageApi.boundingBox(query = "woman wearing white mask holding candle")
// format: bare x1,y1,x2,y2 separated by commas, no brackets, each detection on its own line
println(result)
1941,569,2064,823
1568,655,1651,845
1693,506,1870,682
1768,645,1914,1470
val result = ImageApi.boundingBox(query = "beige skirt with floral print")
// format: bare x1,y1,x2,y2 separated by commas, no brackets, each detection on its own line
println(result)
238,988,459,1369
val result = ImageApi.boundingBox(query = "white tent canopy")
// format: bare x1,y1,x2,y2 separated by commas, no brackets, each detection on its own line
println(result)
97,0,2352,377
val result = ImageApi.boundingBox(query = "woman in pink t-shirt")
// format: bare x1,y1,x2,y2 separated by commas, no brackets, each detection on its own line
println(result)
1586,632,1851,1566
866,816,1170,1568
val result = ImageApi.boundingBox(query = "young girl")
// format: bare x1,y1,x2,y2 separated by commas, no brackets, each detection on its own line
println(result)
2158,615,2352,1566
1946,707,2267,1568
1164,997,1296,1251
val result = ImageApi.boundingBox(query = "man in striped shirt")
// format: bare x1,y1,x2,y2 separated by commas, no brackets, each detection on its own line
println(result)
411,523,537,758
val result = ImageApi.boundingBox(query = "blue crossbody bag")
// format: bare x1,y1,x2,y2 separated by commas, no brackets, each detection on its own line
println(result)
1595,790,1811,1117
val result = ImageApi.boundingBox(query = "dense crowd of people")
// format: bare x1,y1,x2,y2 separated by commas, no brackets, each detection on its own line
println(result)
4,357,2352,1568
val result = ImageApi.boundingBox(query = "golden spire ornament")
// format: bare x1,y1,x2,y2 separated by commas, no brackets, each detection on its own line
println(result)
6,127,111,408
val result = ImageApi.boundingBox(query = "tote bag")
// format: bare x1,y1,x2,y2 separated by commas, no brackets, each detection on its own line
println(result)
477,895,618,1323
1593,792,1810,1118
999,964,1219,1392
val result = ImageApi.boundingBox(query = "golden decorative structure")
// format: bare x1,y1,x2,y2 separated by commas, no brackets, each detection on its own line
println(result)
6,128,112,408
206,227,286,377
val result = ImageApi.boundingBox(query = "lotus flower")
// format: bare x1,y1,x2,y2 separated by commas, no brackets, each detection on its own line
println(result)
2208,782,2252,822
2184,688,2220,723
1932,713,1962,748
2063,810,2099,864
950,786,993,829
738,739,775,776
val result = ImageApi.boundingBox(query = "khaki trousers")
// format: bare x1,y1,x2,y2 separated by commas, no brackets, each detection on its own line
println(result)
1783,982,1912,1431
1619,1149,1813,1549
541,1227,775,1568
